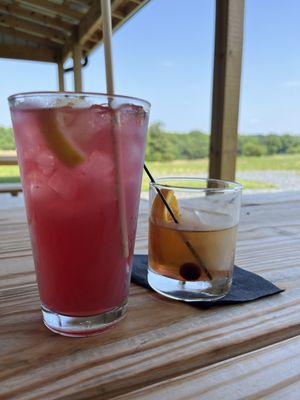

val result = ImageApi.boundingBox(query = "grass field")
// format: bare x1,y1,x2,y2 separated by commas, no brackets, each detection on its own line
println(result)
1,154,300,191
145,154,300,174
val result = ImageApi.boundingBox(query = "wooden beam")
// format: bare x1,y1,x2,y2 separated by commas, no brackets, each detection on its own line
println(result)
0,155,18,165
0,42,56,61
127,0,142,4
73,43,82,91
0,3,74,32
69,0,93,5
209,0,244,181
67,0,89,9
112,10,126,20
0,25,62,49
62,0,149,60
0,13,68,44
78,0,103,46
0,183,22,195
16,0,84,21
58,60,65,91
79,0,132,45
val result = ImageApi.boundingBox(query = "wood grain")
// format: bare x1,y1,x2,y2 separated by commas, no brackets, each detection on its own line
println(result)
0,43,58,62
0,0,150,65
114,336,300,400
209,0,244,181
0,193,300,399
57,61,65,91
73,43,82,91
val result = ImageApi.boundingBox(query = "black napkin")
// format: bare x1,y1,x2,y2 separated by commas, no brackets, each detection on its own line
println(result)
131,255,284,306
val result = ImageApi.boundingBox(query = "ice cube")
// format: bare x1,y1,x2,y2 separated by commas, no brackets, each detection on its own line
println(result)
53,97,89,109
80,150,117,204
55,107,77,130
83,150,114,179
179,206,199,230
48,167,78,200
55,105,113,155
116,104,147,128
36,151,55,176
180,206,234,231
25,171,56,220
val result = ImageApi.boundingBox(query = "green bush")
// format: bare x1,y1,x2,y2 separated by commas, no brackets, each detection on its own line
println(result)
286,145,300,154
243,142,267,157
263,135,282,155
145,123,209,161
0,127,15,150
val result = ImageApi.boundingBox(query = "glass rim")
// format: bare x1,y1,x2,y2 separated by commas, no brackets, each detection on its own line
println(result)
150,177,243,192
8,91,151,109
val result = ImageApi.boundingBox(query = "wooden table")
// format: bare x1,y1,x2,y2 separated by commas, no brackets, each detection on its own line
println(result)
1,192,300,399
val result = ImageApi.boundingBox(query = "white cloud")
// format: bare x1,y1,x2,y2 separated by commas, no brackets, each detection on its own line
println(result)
282,80,300,88
161,60,174,68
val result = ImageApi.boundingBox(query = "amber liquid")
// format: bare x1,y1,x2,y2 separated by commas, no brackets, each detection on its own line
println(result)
149,220,237,282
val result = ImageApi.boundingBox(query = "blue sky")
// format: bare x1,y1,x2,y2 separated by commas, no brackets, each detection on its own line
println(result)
0,0,299,134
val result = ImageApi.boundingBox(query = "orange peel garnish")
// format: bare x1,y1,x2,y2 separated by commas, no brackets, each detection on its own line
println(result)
151,189,181,223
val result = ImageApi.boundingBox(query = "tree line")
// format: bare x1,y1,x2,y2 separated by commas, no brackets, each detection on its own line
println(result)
145,123,300,161
1,124,300,160
0,126,15,150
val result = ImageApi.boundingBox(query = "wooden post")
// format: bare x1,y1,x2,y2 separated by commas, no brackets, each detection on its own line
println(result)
73,44,82,92
209,0,244,181
57,61,64,91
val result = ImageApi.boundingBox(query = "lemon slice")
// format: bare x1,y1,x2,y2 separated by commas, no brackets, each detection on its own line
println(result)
39,110,84,168
151,189,181,223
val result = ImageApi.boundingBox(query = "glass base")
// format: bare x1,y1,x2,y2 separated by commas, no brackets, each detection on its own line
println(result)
42,302,127,337
148,269,231,302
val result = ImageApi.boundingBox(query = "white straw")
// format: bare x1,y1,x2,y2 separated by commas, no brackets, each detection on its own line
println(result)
101,0,129,258
101,0,114,95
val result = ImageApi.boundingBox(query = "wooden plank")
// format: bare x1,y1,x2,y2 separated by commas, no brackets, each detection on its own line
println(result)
16,0,84,21
73,0,94,4
0,2,74,32
115,336,300,400
58,60,65,91
67,0,90,9
112,9,126,20
0,24,62,48
1,257,300,399
128,0,143,5
209,0,244,181
242,190,300,206
0,13,68,44
1,193,300,399
73,43,82,91
0,42,57,61
0,183,22,195
0,154,17,165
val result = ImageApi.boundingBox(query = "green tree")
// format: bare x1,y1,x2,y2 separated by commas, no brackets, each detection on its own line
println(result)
145,122,175,161
286,145,300,154
0,127,15,150
241,142,267,157
262,134,283,155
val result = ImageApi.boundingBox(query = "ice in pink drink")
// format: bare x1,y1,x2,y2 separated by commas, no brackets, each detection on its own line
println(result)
11,103,148,316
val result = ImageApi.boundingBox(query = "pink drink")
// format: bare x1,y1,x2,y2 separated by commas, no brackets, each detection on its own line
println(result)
9,93,150,336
